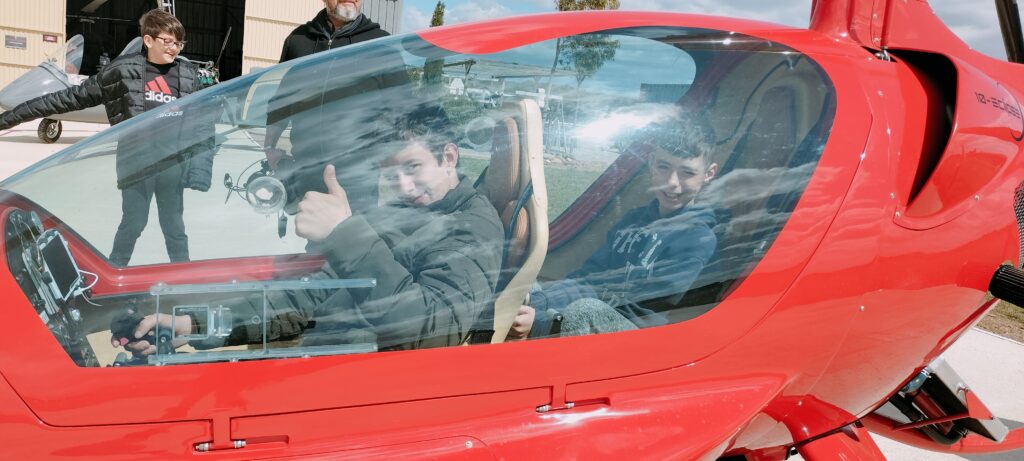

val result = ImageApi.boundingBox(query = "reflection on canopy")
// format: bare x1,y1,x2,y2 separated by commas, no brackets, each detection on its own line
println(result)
1,26,835,366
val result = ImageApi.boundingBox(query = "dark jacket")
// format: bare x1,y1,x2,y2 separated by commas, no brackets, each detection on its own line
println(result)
279,11,389,63
530,201,719,337
267,12,405,213
0,52,216,191
215,177,504,350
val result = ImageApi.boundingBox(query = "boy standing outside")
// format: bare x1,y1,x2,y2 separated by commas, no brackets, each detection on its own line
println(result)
507,114,720,339
0,9,216,267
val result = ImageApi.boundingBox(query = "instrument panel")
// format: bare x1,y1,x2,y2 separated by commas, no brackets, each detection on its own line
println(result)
5,209,97,367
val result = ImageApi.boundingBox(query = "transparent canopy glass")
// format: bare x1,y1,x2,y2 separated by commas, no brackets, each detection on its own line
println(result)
2,26,836,366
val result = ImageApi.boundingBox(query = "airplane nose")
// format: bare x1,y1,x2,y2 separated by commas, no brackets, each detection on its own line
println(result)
0,64,71,111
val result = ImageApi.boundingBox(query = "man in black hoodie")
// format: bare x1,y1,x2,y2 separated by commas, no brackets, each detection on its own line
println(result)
278,0,389,63
263,0,404,215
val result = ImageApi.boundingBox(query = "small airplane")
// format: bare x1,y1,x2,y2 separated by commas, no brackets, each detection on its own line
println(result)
0,35,219,144
1,1,1024,459
0,35,141,143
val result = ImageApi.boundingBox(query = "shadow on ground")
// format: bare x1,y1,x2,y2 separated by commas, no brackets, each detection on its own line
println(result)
0,135,88,144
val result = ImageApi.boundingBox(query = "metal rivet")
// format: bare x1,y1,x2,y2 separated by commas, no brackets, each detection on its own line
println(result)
890,193,896,199
195,443,211,452
565,402,575,409
859,305,865,312
974,195,981,201
877,90,884,96
536,405,551,413
860,153,866,161
234,440,246,449
895,211,901,218
465,441,474,449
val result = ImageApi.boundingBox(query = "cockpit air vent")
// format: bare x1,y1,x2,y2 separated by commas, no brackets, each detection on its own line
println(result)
888,50,957,207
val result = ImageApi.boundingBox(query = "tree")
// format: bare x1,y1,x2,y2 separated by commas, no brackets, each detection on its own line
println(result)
422,2,447,88
549,0,621,86
430,1,445,27
543,0,621,157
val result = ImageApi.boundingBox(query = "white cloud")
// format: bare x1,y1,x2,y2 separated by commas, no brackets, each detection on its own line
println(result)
401,0,517,31
618,0,810,27
929,0,1006,58
520,0,556,10
401,4,431,33
446,0,516,25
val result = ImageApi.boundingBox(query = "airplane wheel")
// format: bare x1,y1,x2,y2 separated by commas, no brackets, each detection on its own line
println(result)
38,119,62,144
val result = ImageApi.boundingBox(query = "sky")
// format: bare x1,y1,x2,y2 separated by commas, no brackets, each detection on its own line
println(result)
400,0,1010,60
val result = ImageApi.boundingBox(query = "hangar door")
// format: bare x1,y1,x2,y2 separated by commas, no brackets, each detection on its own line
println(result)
66,0,245,81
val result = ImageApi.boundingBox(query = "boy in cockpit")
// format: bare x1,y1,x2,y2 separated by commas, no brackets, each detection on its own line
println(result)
118,105,503,352
507,113,720,340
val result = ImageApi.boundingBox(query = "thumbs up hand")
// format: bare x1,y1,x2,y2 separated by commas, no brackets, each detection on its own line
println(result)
295,164,353,242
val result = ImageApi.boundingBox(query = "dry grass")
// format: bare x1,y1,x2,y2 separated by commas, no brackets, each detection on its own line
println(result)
978,301,1024,343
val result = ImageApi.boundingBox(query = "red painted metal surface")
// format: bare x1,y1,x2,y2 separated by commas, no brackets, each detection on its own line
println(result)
2,1,1023,458
864,413,1024,454
796,424,887,460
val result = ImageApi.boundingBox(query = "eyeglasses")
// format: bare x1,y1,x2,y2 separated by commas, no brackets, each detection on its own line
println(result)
151,36,186,50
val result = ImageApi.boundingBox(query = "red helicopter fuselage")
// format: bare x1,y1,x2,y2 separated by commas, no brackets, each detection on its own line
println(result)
1,1,1023,459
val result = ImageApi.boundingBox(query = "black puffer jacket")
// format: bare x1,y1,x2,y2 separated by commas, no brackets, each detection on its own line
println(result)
279,11,389,63
209,177,504,351
0,52,216,191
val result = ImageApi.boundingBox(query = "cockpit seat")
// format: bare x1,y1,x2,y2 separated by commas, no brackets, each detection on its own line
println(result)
482,117,530,269
471,99,548,344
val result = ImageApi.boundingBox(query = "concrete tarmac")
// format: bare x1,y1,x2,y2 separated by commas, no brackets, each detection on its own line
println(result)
0,120,104,177
1,120,1023,460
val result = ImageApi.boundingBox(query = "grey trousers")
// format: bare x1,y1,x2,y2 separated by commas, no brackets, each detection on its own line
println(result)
109,163,188,266
559,298,638,337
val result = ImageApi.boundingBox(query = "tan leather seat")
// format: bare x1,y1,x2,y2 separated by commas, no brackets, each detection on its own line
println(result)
476,99,548,343
481,117,530,270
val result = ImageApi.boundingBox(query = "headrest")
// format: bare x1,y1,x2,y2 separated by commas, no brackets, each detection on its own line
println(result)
483,118,521,211
739,86,797,170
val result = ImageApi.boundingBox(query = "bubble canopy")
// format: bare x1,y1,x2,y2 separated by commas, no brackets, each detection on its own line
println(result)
1,26,835,365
